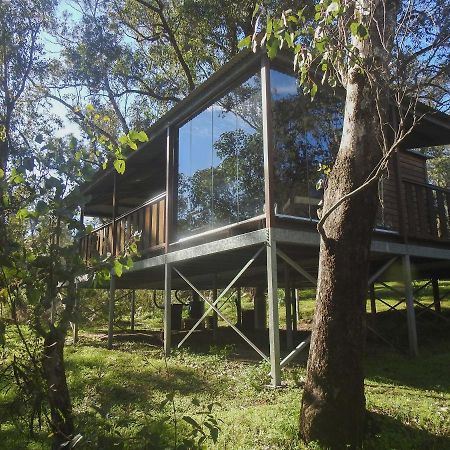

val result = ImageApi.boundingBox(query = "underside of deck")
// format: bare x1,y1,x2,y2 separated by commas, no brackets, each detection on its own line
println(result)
97,226,450,291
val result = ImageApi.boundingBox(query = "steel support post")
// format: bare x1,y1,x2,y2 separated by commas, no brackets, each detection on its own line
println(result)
291,287,297,332
130,290,136,332
254,287,267,330
432,278,441,314
212,288,218,341
236,288,242,327
164,263,172,356
284,265,293,351
267,232,281,386
369,284,377,316
107,275,116,349
295,288,300,324
73,283,79,345
402,255,418,356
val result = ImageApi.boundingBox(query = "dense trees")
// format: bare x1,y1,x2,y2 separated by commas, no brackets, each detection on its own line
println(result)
0,0,448,448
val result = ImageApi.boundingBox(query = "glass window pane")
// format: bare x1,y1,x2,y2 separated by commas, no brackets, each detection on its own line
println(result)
177,73,264,239
271,69,344,220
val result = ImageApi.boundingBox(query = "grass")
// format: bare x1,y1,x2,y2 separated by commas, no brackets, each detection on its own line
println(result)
1,283,449,449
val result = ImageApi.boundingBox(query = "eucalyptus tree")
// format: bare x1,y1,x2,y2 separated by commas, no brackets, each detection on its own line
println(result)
0,0,57,248
246,0,450,447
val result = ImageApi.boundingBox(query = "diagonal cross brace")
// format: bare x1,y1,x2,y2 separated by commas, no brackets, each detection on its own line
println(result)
174,247,268,361
176,245,264,348
276,249,317,286
174,267,269,361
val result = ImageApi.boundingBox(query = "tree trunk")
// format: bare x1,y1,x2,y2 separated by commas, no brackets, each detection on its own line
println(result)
42,326,74,449
299,2,396,447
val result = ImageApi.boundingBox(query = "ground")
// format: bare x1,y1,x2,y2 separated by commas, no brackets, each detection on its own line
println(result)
1,283,449,449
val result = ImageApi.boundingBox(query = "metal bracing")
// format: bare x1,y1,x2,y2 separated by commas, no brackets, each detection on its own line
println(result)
280,336,311,369
368,257,397,285
176,245,265,348
174,247,269,362
276,248,317,286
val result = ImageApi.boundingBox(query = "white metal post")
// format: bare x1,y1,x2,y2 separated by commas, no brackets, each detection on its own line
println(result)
164,263,172,356
267,231,281,386
402,254,418,356
107,274,116,349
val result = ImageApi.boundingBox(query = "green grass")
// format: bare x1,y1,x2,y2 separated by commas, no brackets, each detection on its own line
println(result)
1,283,449,449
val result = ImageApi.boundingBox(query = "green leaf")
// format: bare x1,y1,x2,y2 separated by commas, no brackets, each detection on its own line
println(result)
135,131,148,142
237,35,251,49
357,23,368,39
16,208,29,220
128,140,138,151
118,135,128,145
266,17,273,38
85,104,94,112
182,416,202,430
284,31,293,48
267,40,278,59
113,260,123,277
252,2,260,18
0,168,4,179
102,161,107,170
350,21,368,39
310,83,318,99
113,159,126,175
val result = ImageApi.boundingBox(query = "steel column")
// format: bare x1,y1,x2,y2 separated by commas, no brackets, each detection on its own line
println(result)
164,263,172,356
267,231,281,386
107,274,116,349
130,289,136,331
284,265,293,351
402,255,418,356
432,278,441,313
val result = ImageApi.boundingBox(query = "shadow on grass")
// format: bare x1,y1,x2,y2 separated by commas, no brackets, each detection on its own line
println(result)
365,411,450,450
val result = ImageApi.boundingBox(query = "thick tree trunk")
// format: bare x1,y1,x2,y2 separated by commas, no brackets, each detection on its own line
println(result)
42,326,74,449
299,76,380,449
299,2,396,446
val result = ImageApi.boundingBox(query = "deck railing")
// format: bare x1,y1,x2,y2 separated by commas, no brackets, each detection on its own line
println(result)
80,193,166,261
403,180,450,241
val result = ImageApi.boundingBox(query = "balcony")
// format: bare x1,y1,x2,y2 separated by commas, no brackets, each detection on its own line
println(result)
80,193,166,261
403,180,450,241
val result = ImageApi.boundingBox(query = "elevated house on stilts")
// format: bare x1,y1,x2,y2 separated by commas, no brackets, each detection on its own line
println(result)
79,50,450,386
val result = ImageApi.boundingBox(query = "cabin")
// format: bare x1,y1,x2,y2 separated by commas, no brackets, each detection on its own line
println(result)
79,49,450,386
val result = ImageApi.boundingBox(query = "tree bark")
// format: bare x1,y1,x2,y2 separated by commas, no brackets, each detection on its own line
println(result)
42,326,74,449
299,1,396,447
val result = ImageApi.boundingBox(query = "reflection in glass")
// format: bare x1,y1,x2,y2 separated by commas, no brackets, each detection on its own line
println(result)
271,69,344,220
177,74,264,238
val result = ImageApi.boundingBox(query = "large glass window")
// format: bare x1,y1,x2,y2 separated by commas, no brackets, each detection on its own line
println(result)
271,69,344,220
177,74,264,238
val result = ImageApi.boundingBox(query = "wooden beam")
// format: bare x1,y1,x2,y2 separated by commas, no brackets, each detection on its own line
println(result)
165,126,173,250
261,54,275,228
